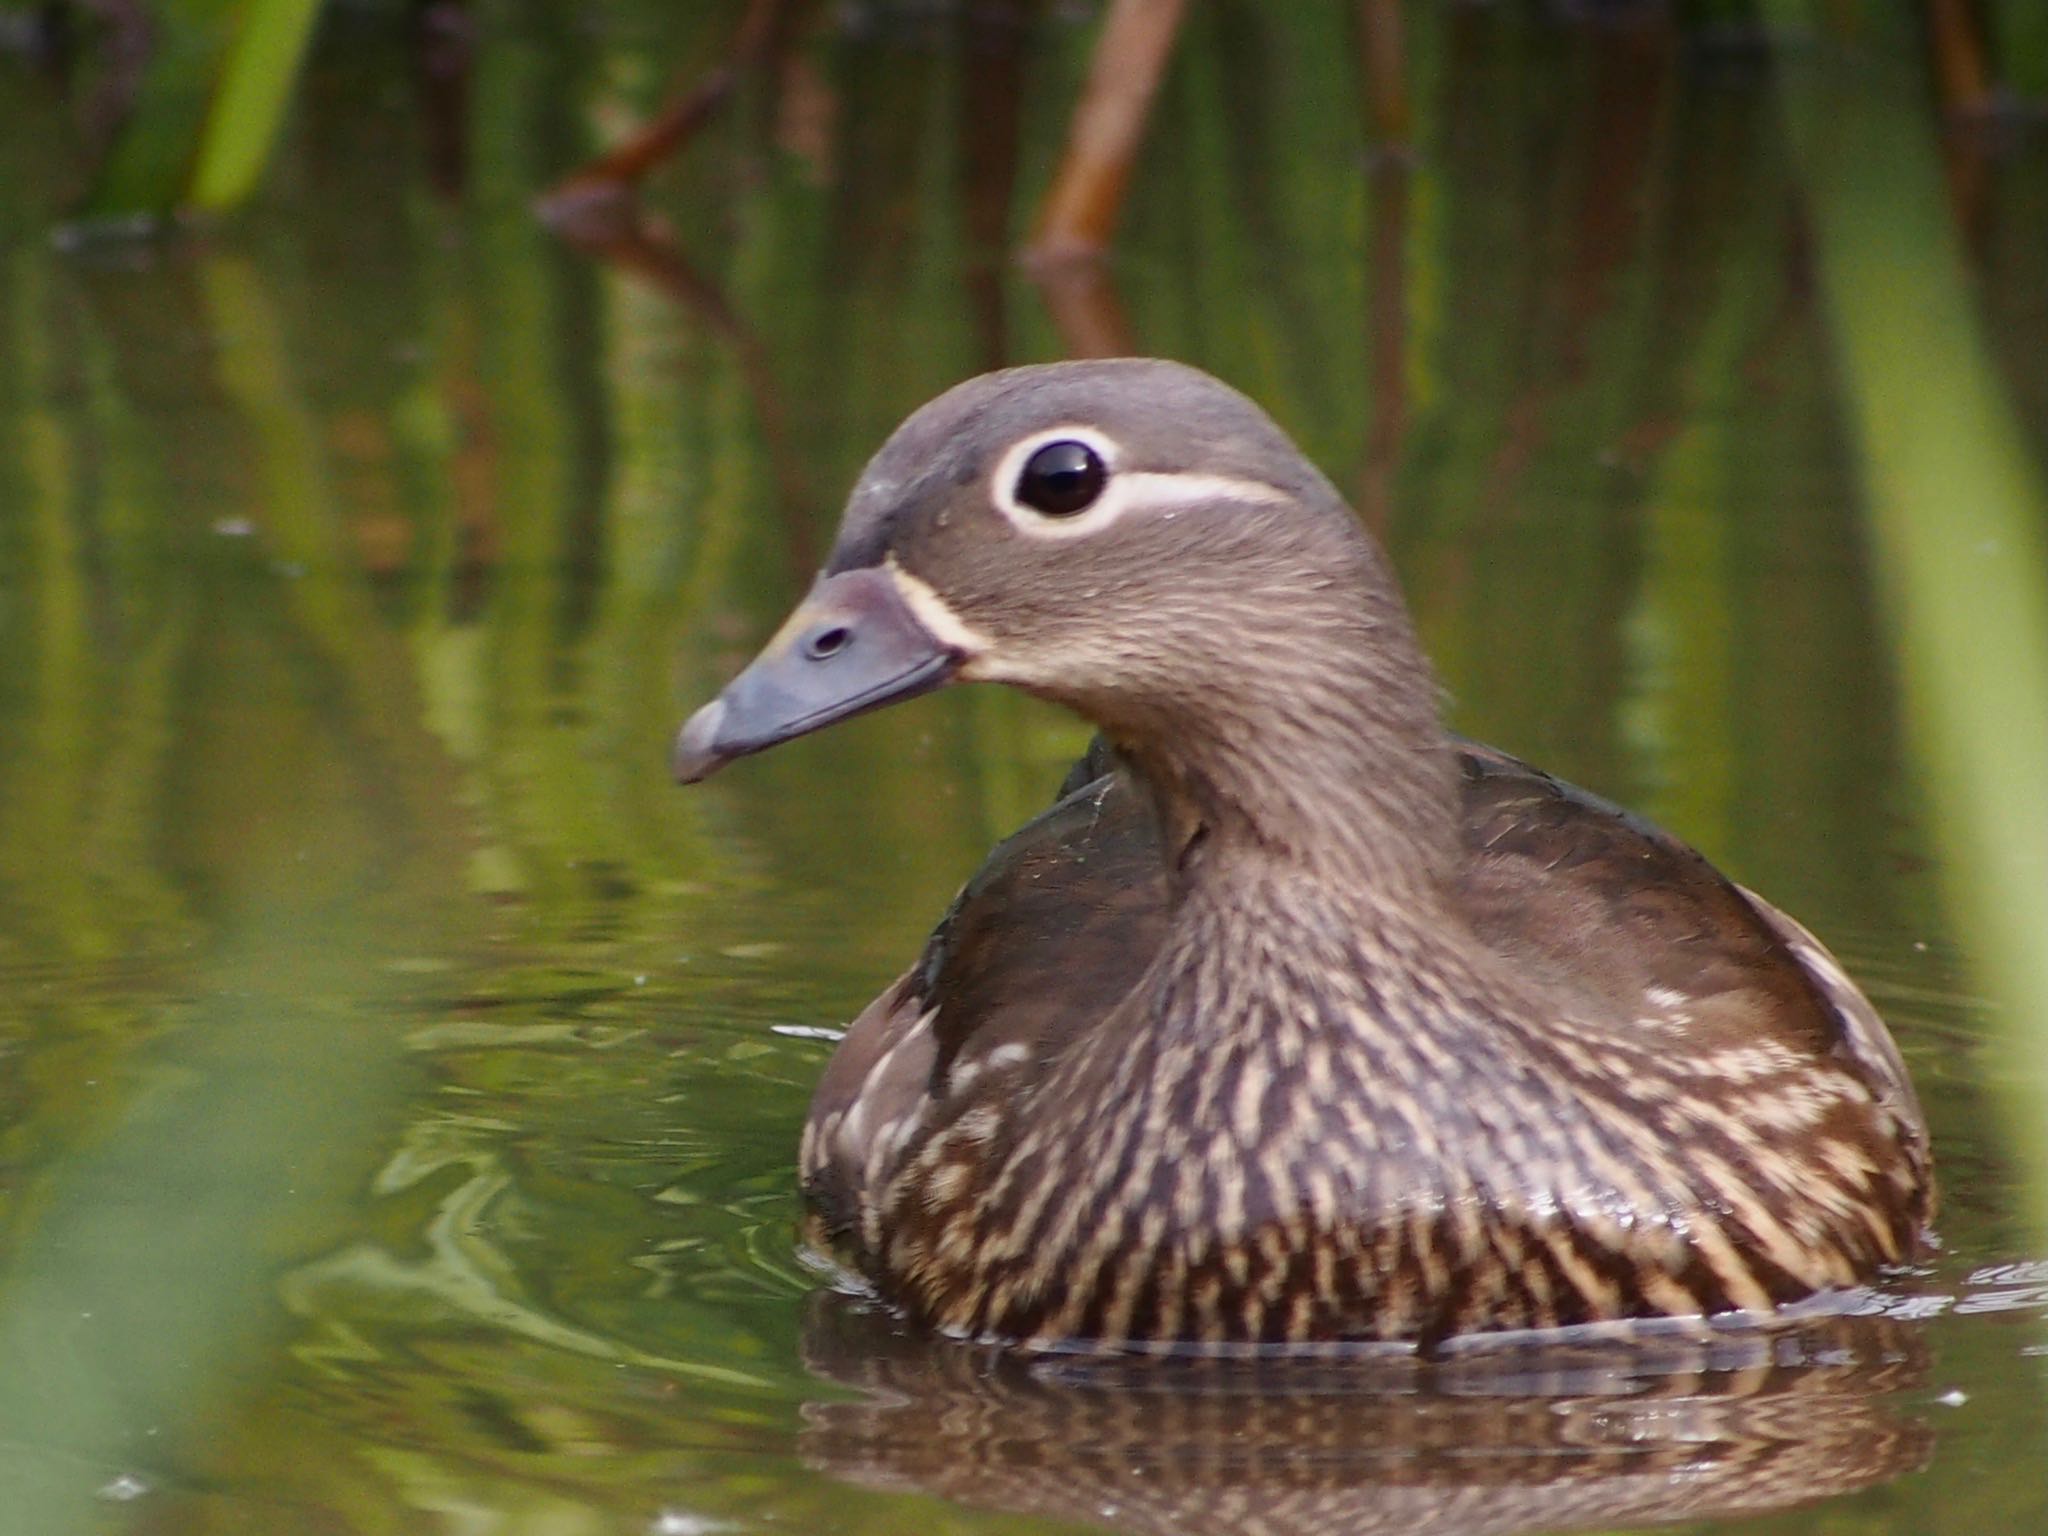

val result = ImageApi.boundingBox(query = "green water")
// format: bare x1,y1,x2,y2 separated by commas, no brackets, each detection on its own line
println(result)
2,5,2046,1534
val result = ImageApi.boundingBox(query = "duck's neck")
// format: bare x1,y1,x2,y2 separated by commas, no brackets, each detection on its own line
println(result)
1106,601,1463,915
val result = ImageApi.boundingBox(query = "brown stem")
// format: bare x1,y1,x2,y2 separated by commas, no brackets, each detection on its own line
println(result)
550,209,816,581
1357,0,1410,150
533,0,788,236
1354,159,1410,541
1925,0,1996,119
1028,261,1138,358
1022,0,1189,266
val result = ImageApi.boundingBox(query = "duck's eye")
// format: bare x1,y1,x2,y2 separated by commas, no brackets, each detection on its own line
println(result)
1014,440,1106,517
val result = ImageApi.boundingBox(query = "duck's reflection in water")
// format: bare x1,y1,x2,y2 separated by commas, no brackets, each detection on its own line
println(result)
798,1294,1931,1536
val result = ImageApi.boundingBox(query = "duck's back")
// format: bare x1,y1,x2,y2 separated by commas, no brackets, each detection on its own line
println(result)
1452,741,1925,1150
800,742,1931,1343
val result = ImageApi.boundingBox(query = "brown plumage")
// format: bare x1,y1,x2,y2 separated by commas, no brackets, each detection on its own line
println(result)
675,358,1933,1351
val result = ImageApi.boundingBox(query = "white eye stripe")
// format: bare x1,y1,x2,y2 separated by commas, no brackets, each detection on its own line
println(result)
1119,472,1292,511
989,425,1288,540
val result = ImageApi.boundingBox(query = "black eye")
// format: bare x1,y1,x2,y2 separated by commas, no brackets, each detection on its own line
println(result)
1014,440,1107,517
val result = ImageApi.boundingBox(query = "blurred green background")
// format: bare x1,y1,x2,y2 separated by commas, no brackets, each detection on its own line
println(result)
1,2,2046,1534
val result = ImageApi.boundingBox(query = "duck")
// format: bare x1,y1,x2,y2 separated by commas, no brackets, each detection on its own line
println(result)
673,358,1933,1351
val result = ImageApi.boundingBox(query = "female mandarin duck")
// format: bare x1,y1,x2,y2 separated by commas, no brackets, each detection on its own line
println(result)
675,359,1932,1351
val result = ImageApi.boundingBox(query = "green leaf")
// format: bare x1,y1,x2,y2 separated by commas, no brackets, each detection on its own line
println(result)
190,0,325,210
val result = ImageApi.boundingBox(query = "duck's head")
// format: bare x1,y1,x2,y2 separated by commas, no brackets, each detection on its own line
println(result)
675,360,1451,865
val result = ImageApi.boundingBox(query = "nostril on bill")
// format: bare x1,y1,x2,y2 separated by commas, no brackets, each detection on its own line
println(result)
805,625,853,661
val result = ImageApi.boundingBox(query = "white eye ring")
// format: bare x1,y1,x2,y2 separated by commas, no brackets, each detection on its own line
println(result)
989,426,1127,538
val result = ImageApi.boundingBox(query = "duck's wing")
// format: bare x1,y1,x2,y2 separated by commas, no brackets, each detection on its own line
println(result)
1452,739,1930,1192
800,751,1167,1244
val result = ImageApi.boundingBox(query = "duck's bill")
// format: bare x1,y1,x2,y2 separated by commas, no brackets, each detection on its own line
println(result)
674,566,963,783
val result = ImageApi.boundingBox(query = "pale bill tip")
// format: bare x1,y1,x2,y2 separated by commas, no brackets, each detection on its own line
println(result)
672,698,729,784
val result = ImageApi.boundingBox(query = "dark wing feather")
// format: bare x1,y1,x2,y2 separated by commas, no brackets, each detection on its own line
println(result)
1454,740,1926,1160
801,750,1163,1238
919,765,1166,1090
